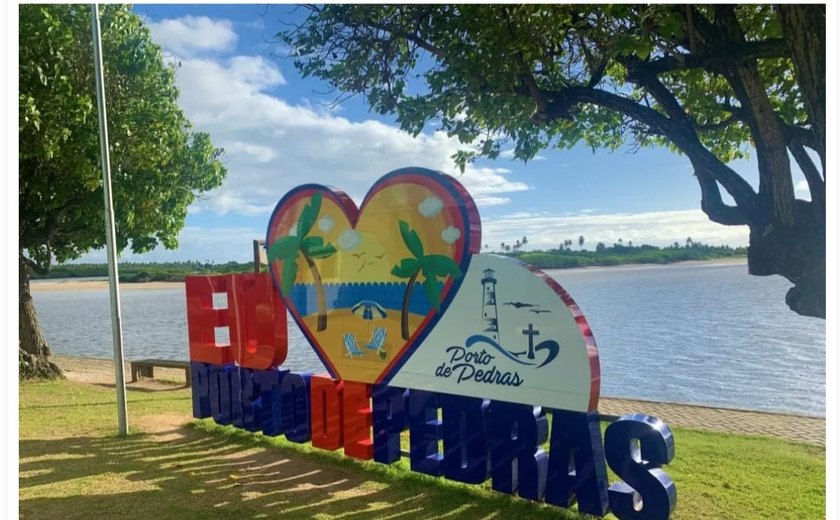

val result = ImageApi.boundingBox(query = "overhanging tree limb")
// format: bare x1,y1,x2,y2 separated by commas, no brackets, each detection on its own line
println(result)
777,5,826,173
538,84,758,212
280,4,826,318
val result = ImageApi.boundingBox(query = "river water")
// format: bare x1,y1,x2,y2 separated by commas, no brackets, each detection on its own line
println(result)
31,261,826,416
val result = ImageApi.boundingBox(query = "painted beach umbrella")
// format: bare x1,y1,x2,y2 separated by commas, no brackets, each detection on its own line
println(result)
351,300,387,321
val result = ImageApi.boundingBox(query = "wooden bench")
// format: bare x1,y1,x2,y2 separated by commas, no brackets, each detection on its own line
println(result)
130,359,192,387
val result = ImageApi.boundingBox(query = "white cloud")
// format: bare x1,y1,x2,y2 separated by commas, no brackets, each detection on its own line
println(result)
74,225,264,263
166,52,524,221
484,209,749,250
148,16,238,57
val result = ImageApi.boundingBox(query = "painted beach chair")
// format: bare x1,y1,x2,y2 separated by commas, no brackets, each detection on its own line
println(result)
365,327,387,350
343,333,364,358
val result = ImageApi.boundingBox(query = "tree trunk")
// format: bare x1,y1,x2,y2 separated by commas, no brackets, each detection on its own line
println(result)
747,200,825,318
19,255,63,379
304,254,328,331
400,271,420,340
777,4,826,172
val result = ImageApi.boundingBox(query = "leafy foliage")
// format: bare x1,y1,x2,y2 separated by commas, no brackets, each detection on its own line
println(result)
390,220,461,312
267,192,336,296
281,5,825,317
19,4,226,271
30,260,255,282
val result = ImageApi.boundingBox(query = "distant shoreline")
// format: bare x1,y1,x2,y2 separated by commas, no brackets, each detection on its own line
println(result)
543,256,747,273
30,280,185,291
30,257,747,291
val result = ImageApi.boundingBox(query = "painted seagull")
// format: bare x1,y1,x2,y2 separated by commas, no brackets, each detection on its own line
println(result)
503,301,536,309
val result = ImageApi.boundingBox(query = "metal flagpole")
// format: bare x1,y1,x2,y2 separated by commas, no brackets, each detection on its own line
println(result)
91,3,128,435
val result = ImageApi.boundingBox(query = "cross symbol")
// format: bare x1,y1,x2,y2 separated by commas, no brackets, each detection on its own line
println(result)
522,324,540,360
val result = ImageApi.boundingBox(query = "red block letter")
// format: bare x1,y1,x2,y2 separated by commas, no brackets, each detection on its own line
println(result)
229,273,288,369
343,381,373,460
310,374,344,450
185,275,233,365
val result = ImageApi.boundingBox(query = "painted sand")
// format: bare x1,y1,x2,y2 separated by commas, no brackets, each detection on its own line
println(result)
301,308,425,383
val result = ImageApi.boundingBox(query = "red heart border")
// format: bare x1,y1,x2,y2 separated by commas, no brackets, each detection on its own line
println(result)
265,167,481,384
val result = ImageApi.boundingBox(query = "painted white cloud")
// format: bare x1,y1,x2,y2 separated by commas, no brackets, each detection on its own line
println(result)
338,230,361,251
483,209,749,251
441,226,461,244
147,16,238,57
318,215,334,233
418,196,444,218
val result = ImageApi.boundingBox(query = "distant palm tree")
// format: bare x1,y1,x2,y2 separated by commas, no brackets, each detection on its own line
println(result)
521,236,528,251
391,220,462,339
514,240,521,251
268,192,336,331
578,235,585,249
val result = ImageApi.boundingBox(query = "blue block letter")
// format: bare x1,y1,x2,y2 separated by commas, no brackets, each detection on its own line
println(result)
372,384,408,464
190,361,212,418
408,389,443,476
545,410,611,516
604,414,676,520
487,400,548,500
440,393,490,484
254,369,289,436
280,371,311,443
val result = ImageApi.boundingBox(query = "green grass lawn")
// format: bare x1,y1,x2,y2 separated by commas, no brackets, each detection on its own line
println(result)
20,379,825,519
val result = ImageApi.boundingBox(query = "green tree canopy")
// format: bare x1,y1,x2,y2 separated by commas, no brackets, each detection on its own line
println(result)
280,4,825,318
19,4,227,377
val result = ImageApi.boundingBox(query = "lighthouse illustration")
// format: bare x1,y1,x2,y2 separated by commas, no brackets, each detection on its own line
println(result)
481,268,500,341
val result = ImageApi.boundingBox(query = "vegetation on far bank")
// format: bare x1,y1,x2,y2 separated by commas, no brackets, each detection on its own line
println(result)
32,240,746,282
20,378,824,519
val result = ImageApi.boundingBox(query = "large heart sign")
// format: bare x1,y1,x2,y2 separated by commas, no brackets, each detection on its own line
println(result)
266,167,480,384
194,166,674,520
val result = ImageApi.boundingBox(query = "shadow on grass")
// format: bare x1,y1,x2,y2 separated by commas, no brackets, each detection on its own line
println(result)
93,382,190,393
20,424,582,520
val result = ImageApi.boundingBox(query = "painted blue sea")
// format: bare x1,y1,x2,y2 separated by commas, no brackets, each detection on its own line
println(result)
31,261,826,416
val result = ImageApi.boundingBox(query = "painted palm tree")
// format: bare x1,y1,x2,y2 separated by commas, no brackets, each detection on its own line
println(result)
268,192,336,331
391,220,462,340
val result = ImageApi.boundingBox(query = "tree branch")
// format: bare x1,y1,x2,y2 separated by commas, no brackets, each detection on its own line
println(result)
782,122,820,154
694,165,751,225
696,113,742,131
612,58,759,215
789,142,825,209
776,5,826,173
638,38,789,76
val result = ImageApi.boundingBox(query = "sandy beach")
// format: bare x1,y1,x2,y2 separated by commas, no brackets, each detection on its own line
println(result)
31,280,186,292
30,257,747,291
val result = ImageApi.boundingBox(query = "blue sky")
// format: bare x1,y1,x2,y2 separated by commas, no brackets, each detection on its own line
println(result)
79,4,814,263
